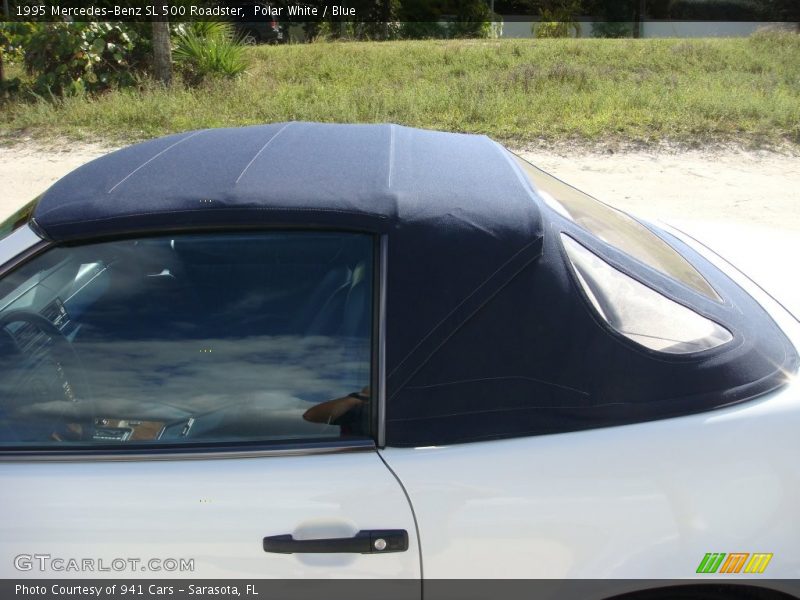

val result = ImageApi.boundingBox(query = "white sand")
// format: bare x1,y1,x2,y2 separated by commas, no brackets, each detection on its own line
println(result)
1,141,117,217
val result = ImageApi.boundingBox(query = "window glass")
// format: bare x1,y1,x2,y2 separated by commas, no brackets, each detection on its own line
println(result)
0,199,37,242
562,234,732,354
0,232,374,448
513,155,721,302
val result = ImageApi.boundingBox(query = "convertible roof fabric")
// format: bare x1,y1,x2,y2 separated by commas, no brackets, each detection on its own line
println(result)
32,123,797,446
34,122,541,241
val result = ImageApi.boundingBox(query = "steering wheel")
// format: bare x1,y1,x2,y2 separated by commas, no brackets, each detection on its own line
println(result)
0,309,91,441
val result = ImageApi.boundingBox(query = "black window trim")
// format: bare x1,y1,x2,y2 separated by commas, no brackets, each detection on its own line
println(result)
375,233,388,449
0,224,51,281
0,226,386,461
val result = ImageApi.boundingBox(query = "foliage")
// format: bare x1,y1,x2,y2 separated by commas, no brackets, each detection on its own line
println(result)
172,21,248,84
534,0,582,38
175,21,237,41
22,22,149,97
306,0,402,41
592,21,635,38
667,0,769,20
0,22,34,65
353,0,402,32
312,20,404,41
2,36,799,147
398,22,449,39
763,0,800,21
1,37,16,98
586,0,636,36
749,27,800,49
425,0,800,20
397,0,447,37
447,0,501,38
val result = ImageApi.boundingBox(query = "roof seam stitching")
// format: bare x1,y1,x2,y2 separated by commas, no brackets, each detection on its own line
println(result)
44,207,390,227
387,404,642,421
107,130,206,194
388,237,542,379
406,375,588,396
234,122,294,185
387,243,542,401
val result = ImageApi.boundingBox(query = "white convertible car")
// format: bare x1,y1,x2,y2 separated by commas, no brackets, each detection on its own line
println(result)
0,123,798,598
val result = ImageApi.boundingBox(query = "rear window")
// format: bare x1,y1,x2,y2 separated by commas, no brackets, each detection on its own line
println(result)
562,234,732,354
0,199,37,242
513,155,721,302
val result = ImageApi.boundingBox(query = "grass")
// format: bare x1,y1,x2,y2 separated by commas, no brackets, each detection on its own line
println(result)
1,31,799,147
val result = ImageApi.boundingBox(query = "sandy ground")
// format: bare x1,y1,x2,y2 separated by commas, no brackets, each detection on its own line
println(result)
2,141,799,315
0,141,116,216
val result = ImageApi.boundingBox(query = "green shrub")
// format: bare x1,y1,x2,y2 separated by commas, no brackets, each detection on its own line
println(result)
173,22,248,84
447,0,500,39
177,21,236,40
398,22,449,39
23,22,149,97
308,21,403,42
2,23,34,98
592,22,634,38
749,28,800,51
534,16,582,38
535,20,572,38
534,1,582,38
0,22,33,65
312,21,365,41
397,0,447,39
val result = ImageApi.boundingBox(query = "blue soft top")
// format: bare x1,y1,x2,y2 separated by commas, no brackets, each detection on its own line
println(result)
34,122,541,243
30,122,796,447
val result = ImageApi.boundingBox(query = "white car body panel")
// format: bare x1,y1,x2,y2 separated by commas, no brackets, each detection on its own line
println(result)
0,451,421,579
381,381,800,579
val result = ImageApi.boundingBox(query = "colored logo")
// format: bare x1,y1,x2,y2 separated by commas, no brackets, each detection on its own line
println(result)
696,553,773,574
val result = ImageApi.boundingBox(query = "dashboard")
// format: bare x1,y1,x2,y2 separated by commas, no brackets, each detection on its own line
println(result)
0,257,204,445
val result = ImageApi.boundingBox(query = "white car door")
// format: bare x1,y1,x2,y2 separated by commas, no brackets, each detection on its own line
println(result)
0,226,420,582
1,450,419,579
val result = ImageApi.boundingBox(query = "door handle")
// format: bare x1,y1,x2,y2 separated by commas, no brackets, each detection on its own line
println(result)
263,529,408,554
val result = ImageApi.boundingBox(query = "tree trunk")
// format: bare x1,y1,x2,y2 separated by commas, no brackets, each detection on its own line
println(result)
1,0,8,85
151,18,172,87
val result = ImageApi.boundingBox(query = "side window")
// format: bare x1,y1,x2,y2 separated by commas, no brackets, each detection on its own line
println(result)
0,232,374,448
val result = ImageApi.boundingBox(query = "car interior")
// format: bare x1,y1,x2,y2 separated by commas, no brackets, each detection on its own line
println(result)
0,232,373,447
